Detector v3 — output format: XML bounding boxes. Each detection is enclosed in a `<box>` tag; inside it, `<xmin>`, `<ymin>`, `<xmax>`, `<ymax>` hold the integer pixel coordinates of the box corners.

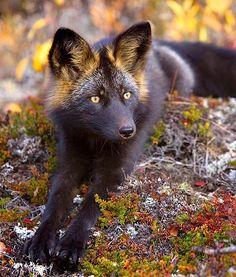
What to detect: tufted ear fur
<box><xmin>48</xmin><ymin>28</ymin><xmax>97</xmax><ymax>80</ymax></box>
<box><xmin>113</xmin><ymin>22</ymin><xmax>152</xmax><ymax>76</ymax></box>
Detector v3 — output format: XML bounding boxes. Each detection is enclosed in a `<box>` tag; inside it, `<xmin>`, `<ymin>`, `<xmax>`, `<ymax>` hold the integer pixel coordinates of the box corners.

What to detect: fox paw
<box><xmin>24</xmin><ymin>226</ymin><xmax>57</xmax><ymax>264</ymax></box>
<box><xmin>52</xmin><ymin>235</ymin><xmax>86</xmax><ymax>269</ymax></box>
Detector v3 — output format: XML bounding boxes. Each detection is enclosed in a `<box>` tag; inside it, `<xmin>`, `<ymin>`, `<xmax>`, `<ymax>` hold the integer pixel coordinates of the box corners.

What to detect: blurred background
<box><xmin>1</xmin><ymin>0</ymin><xmax>236</xmax><ymax>110</ymax></box>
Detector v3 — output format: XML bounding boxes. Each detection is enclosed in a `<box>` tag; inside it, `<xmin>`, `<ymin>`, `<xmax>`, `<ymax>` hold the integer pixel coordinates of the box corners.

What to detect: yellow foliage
<box><xmin>4</xmin><ymin>103</ymin><xmax>22</xmax><ymax>113</ymax></box>
<box><xmin>202</xmin><ymin>12</ymin><xmax>222</xmax><ymax>32</ymax></box>
<box><xmin>225</xmin><ymin>10</ymin><xmax>235</xmax><ymax>26</ymax></box>
<box><xmin>167</xmin><ymin>1</ymin><xmax>186</xmax><ymax>17</ymax></box>
<box><xmin>54</xmin><ymin>0</ymin><xmax>65</xmax><ymax>7</ymax></box>
<box><xmin>28</xmin><ymin>18</ymin><xmax>50</xmax><ymax>40</ymax></box>
<box><xmin>205</xmin><ymin>0</ymin><xmax>232</xmax><ymax>16</ymax></box>
<box><xmin>89</xmin><ymin>0</ymin><xmax>125</xmax><ymax>34</ymax></box>
<box><xmin>0</xmin><ymin>16</ymin><xmax>21</xmax><ymax>48</ymax></box>
<box><xmin>32</xmin><ymin>39</ymin><xmax>52</xmax><ymax>72</ymax></box>
<box><xmin>167</xmin><ymin>0</ymin><xmax>200</xmax><ymax>39</ymax></box>
<box><xmin>199</xmin><ymin>26</ymin><xmax>207</xmax><ymax>42</ymax></box>
<box><xmin>15</xmin><ymin>57</ymin><xmax>29</xmax><ymax>81</ymax></box>
<box><xmin>166</xmin><ymin>0</ymin><xmax>236</xmax><ymax>42</ymax></box>
<box><xmin>7</xmin><ymin>0</ymin><xmax>236</xmax><ymax>78</ymax></box>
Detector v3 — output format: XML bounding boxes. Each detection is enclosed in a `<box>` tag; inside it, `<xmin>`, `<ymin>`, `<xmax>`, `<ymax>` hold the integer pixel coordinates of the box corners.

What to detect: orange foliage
<box><xmin>1</xmin><ymin>0</ymin><xmax>236</xmax><ymax>81</ymax></box>
<box><xmin>167</xmin><ymin>0</ymin><xmax>236</xmax><ymax>44</ymax></box>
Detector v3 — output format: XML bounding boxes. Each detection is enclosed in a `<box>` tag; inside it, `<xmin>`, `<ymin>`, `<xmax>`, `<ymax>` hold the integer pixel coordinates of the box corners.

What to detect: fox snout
<box><xmin>119</xmin><ymin>125</ymin><xmax>136</xmax><ymax>139</ymax></box>
<box><xmin>116</xmin><ymin>111</ymin><xmax>136</xmax><ymax>140</ymax></box>
<box><xmin>104</xmin><ymin>99</ymin><xmax>137</xmax><ymax>141</ymax></box>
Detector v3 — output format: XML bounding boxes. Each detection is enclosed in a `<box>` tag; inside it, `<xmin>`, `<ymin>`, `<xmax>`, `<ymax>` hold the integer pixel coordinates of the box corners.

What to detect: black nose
<box><xmin>119</xmin><ymin>126</ymin><xmax>135</xmax><ymax>138</ymax></box>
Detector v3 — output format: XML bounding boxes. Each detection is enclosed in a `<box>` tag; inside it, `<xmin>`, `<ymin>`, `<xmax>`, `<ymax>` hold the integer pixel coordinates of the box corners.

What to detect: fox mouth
<box><xmin>95</xmin><ymin>127</ymin><xmax>136</xmax><ymax>142</ymax></box>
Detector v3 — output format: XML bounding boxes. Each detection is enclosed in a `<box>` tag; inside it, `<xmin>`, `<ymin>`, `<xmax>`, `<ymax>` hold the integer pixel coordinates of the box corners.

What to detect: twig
<box><xmin>204</xmin><ymin>137</ymin><xmax>214</xmax><ymax>176</ymax></box>
<box><xmin>193</xmin><ymin>245</ymin><xmax>236</xmax><ymax>255</ymax></box>
<box><xmin>201</xmin><ymin>117</ymin><xmax>236</xmax><ymax>138</ymax></box>
<box><xmin>169</xmin><ymin>68</ymin><xmax>178</xmax><ymax>94</ymax></box>
<box><xmin>192</xmin><ymin>138</ymin><xmax>197</xmax><ymax>174</ymax></box>
<box><xmin>167</xmin><ymin>101</ymin><xmax>235</xmax><ymax>138</ymax></box>
<box><xmin>138</xmin><ymin>157</ymin><xmax>195</xmax><ymax>168</ymax></box>
<box><xmin>168</xmin><ymin>100</ymin><xmax>192</xmax><ymax>105</ymax></box>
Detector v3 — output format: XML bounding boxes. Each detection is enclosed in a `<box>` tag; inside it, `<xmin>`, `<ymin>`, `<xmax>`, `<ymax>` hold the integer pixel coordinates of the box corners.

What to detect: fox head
<box><xmin>48</xmin><ymin>22</ymin><xmax>152</xmax><ymax>141</ymax></box>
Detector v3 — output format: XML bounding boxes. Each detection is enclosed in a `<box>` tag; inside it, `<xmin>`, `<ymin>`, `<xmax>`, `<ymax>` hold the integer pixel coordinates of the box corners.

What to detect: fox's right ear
<box><xmin>48</xmin><ymin>28</ymin><xmax>96</xmax><ymax>80</ymax></box>
<box><xmin>113</xmin><ymin>22</ymin><xmax>152</xmax><ymax>76</ymax></box>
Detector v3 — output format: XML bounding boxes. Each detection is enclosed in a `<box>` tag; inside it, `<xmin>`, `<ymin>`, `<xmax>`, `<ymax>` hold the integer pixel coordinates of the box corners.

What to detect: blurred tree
<box><xmin>88</xmin><ymin>0</ymin><xmax>166</xmax><ymax>36</ymax></box>
<box><xmin>167</xmin><ymin>0</ymin><xmax>236</xmax><ymax>44</ymax></box>
<box><xmin>0</xmin><ymin>0</ymin><xmax>236</xmax><ymax>82</ymax></box>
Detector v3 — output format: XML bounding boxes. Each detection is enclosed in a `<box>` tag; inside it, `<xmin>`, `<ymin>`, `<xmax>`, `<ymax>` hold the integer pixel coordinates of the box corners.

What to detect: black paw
<box><xmin>23</xmin><ymin>224</ymin><xmax>57</xmax><ymax>264</ymax></box>
<box><xmin>52</xmin><ymin>234</ymin><xmax>86</xmax><ymax>270</ymax></box>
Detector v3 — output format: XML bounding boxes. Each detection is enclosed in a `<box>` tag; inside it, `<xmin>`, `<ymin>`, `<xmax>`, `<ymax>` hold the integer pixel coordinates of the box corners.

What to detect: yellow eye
<box><xmin>90</xmin><ymin>96</ymin><xmax>100</xmax><ymax>103</ymax></box>
<box><xmin>123</xmin><ymin>92</ymin><xmax>131</xmax><ymax>100</ymax></box>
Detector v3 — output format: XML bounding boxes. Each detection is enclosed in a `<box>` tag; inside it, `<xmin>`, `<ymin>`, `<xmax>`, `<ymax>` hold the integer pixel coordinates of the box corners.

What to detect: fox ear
<box><xmin>48</xmin><ymin>28</ymin><xmax>96</xmax><ymax>79</ymax></box>
<box><xmin>113</xmin><ymin>22</ymin><xmax>152</xmax><ymax>76</ymax></box>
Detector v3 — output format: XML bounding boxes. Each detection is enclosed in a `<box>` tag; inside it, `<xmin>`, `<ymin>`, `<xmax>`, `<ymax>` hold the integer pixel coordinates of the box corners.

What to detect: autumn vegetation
<box><xmin>0</xmin><ymin>0</ymin><xmax>236</xmax><ymax>276</ymax></box>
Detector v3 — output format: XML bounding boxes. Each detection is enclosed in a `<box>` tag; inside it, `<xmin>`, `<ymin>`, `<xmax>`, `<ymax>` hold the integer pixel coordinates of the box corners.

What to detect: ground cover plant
<box><xmin>0</xmin><ymin>95</ymin><xmax>235</xmax><ymax>276</ymax></box>
<box><xmin>1</xmin><ymin>1</ymin><xmax>236</xmax><ymax>276</ymax></box>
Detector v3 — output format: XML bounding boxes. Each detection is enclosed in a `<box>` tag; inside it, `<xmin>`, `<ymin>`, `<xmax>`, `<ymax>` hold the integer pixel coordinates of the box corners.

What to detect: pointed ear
<box><xmin>48</xmin><ymin>28</ymin><xmax>97</xmax><ymax>80</ymax></box>
<box><xmin>113</xmin><ymin>22</ymin><xmax>152</xmax><ymax>76</ymax></box>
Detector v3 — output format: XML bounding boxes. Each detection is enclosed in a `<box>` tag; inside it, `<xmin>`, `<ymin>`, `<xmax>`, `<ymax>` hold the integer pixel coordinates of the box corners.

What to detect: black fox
<box><xmin>24</xmin><ymin>21</ymin><xmax>236</xmax><ymax>267</ymax></box>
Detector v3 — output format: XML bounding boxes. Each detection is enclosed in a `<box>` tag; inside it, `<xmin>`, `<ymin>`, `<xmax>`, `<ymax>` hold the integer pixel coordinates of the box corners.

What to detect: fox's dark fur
<box><xmin>24</xmin><ymin>22</ymin><xmax>236</xmax><ymax>268</ymax></box>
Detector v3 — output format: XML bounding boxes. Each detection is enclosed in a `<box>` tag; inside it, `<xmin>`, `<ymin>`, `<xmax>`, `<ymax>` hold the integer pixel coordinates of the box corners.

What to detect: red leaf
<box><xmin>6</xmin><ymin>247</ymin><xmax>12</xmax><ymax>254</ymax></box>
<box><xmin>23</xmin><ymin>218</ymin><xmax>33</xmax><ymax>224</ymax></box>
<box><xmin>195</xmin><ymin>181</ymin><xmax>206</xmax><ymax>187</ymax></box>
<box><xmin>182</xmin><ymin>119</ymin><xmax>191</xmax><ymax>126</ymax></box>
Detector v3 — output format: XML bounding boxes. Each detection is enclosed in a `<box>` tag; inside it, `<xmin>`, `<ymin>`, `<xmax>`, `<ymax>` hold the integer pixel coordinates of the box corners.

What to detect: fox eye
<box><xmin>90</xmin><ymin>96</ymin><xmax>100</xmax><ymax>103</ymax></box>
<box><xmin>123</xmin><ymin>92</ymin><xmax>131</xmax><ymax>100</ymax></box>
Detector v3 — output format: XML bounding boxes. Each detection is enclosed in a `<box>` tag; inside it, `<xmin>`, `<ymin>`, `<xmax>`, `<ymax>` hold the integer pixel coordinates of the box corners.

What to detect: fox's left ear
<box><xmin>113</xmin><ymin>22</ymin><xmax>152</xmax><ymax>75</ymax></box>
<box><xmin>48</xmin><ymin>28</ymin><xmax>96</xmax><ymax>80</ymax></box>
